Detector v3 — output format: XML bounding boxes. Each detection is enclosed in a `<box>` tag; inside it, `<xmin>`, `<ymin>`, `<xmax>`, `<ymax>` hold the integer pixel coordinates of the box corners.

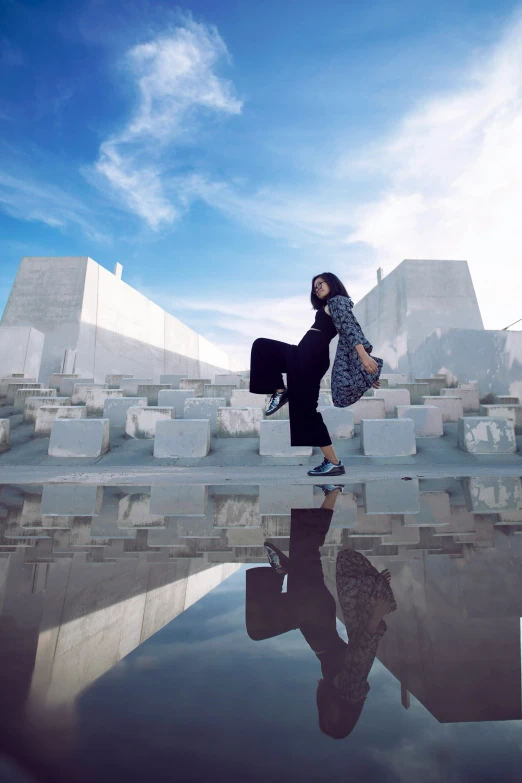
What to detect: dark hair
<box><xmin>316</xmin><ymin>679</ymin><xmax>365</xmax><ymax>739</ymax></box>
<box><xmin>310</xmin><ymin>272</ymin><xmax>351</xmax><ymax>310</ymax></box>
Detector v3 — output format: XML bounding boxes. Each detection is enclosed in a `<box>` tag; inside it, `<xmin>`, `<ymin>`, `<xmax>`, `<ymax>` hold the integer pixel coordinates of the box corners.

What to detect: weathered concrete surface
<box><xmin>41</xmin><ymin>484</ymin><xmax>104</xmax><ymax>516</ymax></box>
<box><xmin>179</xmin><ymin>378</ymin><xmax>211</xmax><ymax>397</ymax></box>
<box><xmin>348</xmin><ymin>397</ymin><xmax>386</xmax><ymax>424</ymax></box>
<box><xmin>103</xmin><ymin>396</ymin><xmax>148</xmax><ymax>427</ymax></box>
<box><xmin>363</xmin><ymin>478</ymin><xmax>420</xmax><ymax>514</ymax></box>
<box><xmin>360</xmin><ymin>418</ymin><xmax>417</xmax><ymax>456</ymax></box>
<box><xmin>14</xmin><ymin>387</ymin><xmax>55</xmax><ymax>414</ymax></box>
<box><xmin>259</xmin><ymin>420</ymin><xmax>313</xmax><ymax>457</ymax></box>
<box><xmin>463</xmin><ymin>476</ymin><xmax>522</xmax><ymax>514</ymax></box>
<box><xmin>59</xmin><ymin>377</ymin><xmax>93</xmax><ymax>397</ymax></box>
<box><xmin>159</xmin><ymin>374</ymin><xmax>188</xmax><ymax>388</ymax></box>
<box><xmin>48</xmin><ymin>418</ymin><xmax>110</xmax><ymax>457</ymax></box>
<box><xmin>71</xmin><ymin>382</ymin><xmax>107</xmax><ymax>405</ymax></box>
<box><xmin>85</xmin><ymin>388</ymin><xmax>124</xmax><ymax>415</ymax></box>
<box><xmin>154</xmin><ymin>419</ymin><xmax>211</xmax><ymax>458</ymax></box>
<box><xmin>185</xmin><ymin>397</ymin><xmax>226</xmax><ymax>436</ymax></box>
<box><xmin>125</xmin><ymin>406</ymin><xmax>175</xmax><ymax>439</ymax></box>
<box><xmin>371</xmin><ymin>388</ymin><xmax>411</xmax><ymax>413</ymax></box>
<box><xmin>396</xmin><ymin>405</ymin><xmax>443</xmax><ymax>437</ymax></box>
<box><xmin>422</xmin><ymin>395</ymin><xmax>464</xmax><ymax>422</ymax></box>
<box><xmin>136</xmin><ymin>384</ymin><xmax>172</xmax><ymax>406</ymax></box>
<box><xmin>458</xmin><ymin>417</ymin><xmax>516</xmax><ymax>454</ymax></box>
<box><xmin>230</xmin><ymin>390</ymin><xmax>268</xmax><ymax>408</ymax></box>
<box><xmin>480</xmin><ymin>404</ymin><xmax>522</xmax><ymax>434</ymax></box>
<box><xmin>19</xmin><ymin>390</ymin><xmax>58</xmax><ymax>420</ymax></box>
<box><xmin>216</xmin><ymin>406</ymin><xmax>263</xmax><ymax>437</ymax></box>
<box><xmin>441</xmin><ymin>387</ymin><xmax>480</xmax><ymax>412</ymax></box>
<box><xmin>393</xmin><ymin>383</ymin><xmax>430</xmax><ymax>405</ymax></box>
<box><xmin>0</xmin><ymin>376</ymin><xmax>35</xmax><ymax>396</ymax></box>
<box><xmin>6</xmin><ymin>382</ymin><xmax>43</xmax><ymax>404</ymax></box>
<box><xmin>0</xmin><ymin>325</ymin><xmax>44</xmax><ymax>379</ymax></box>
<box><xmin>0</xmin><ymin>418</ymin><xmax>9</xmax><ymax>453</ymax></box>
<box><xmin>203</xmin><ymin>384</ymin><xmax>236</xmax><ymax>405</ymax></box>
<box><xmin>157</xmin><ymin>389</ymin><xmax>196</xmax><ymax>418</ymax></box>
<box><xmin>317</xmin><ymin>407</ymin><xmax>355</xmax><ymax>438</ymax></box>
<box><xmin>34</xmin><ymin>404</ymin><xmax>85</xmax><ymax>437</ymax></box>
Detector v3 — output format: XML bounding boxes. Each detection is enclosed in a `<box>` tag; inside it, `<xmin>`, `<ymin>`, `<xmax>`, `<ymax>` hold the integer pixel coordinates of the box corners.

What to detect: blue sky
<box><xmin>1</xmin><ymin>0</ymin><xmax>522</xmax><ymax>369</ymax></box>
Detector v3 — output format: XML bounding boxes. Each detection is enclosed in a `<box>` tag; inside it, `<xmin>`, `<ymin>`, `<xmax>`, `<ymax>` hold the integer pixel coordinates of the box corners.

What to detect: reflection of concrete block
<box><xmin>179</xmin><ymin>378</ymin><xmax>212</xmax><ymax>397</ymax></box>
<box><xmin>117</xmin><ymin>493</ymin><xmax>166</xmax><ymax>527</ymax></box>
<box><xmin>23</xmin><ymin>392</ymin><xmax>61</xmax><ymax>423</ymax></box>
<box><xmin>317</xmin><ymin>407</ymin><xmax>354</xmax><ymax>438</ymax></box>
<box><xmin>136</xmin><ymin>384</ymin><xmax>172</xmax><ymax>405</ymax></box>
<box><xmin>153</xmin><ymin>419</ymin><xmax>210</xmax><ymax>458</ymax></box>
<box><xmin>363</xmin><ymin>478</ymin><xmax>420</xmax><ymax>514</ymax></box>
<box><xmin>6</xmin><ymin>382</ymin><xmax>42</xmax><ymax>404</ymax></box>
<box><xmin>71</xmin><ymin>383</ymin><xmax>107</xmax><ymax>404</ymax></box>
<box><xmin>217</xmin><ymin>407</ymin><xmax>263</xmax><ymax>437</ymax></box>
<box><xmin>34</xmin><ymin>404</ymin><xmax>85</xmax><ymax>437</ymax></box>
<box><xmin>150</xmin><ymin>485</ymin><xmax>208</xmax><ymax>516</ymax></box>
<box><xmin>480</xmin><ymin>404</ymin><xmax>522</xmax><ymax>434</ymax></box>
<box><xmin>14</xmin><ymin>387</ymin><xmax>55</xmax><ymax>413</ymax></box>
<box><xmin>463</xmin><ymin>476</ymin><xmax>522</xmax><ymax>513</ymax></box>
<box><xmin>213</xmin><ymin>494</ymin><xmax>260</xmax><ymax>527</ymax></box>
<box><xmin>226</xmin><ymin>528</ymin><xmax>264</xmax><ymax>546</ymax></box>
<box><xmin>259</xmin><ymin>420</ymin><xmax>313</xmax><ymax>457</ymax></box>
<box><xmin>353</xmin><ymin>509</ymin><xmax>392</xmax><ymax>535</ymax></box>
<box><xmin>422</xmin><ymin>396</ymin><xmax>463</xmax><ymax>422</ymax></box>
<box><xmin>59</xmin><ymin>377</ymin><xmax>93</xmax><ymax>396</ymax></box>
<box><xmin>125</xmin><ymin>406</ymin><xmax>174</xmax><ymax>439</ymax></box>
<box><xmin>159</xmin><ymin>374</ymin><xmax>188</xmax><ymax>388</ymax></box>
<box><xmin>203</xmin><ymin>384</ymin><xmax>236</xmax><ymax>405</ymax></box>
<box><xmin>230</xmin><ymin>390</ymin><xmax>267</xmax><ymax>408</ymax></box>
<box><xmin>103</xmin><ymin>396</ymin><xmax>148</xmax><ymax>427</ymax></box>
<box><xmin>41</xmin><ymin>484</ymin><xmax>103</xmax><ymax>516</ymax></box>
<box><xmin>381</xmin><ymin>518</ymin><xmax>421</xmax><ymax>545</ymax></box>
<box><xmin>119</xmin><ymin>378</ymin><xmax>153</xmax><ymax>395</ymax></box>
<box><xmin>48</xmin><ymin>418</ymin><xmax>110</xmax><ymax>457</ymax></box>
<box><xmin>442</xmin><ymin>388</ymin><xmax>479</xmax><ymax>412</ymax></box>
<box><xmin>458</xmin><ymin>416</ymin><xmax>516</xmax><ymax>454</ymax></box>
<box><xmin>0</xmin><ymin>419</ymin><xmax>10</xmax><ymax>453</ymax></box>
<box><xmin>157</xmin><ymin>389</ymin><xmax>196</xmax><ymax>418</ymax></box>
<box><xmin>403</xmin><ymin>492</ymin><xmax>451</xmax><ymax>526</ymax></box>
<box><xmin>348</xmin><ymin>397</ymin><xmax>385</xmax><ymax>424</ymax></box>
<box><xmin>360</xmin><ymin>418</ymin><xmax>416</xmax><ymax>456</ymax></box>
<box><xmin>85</xmin><ymin>388</ymin><xmax>123</xmax><ymax>415</ymax></box>
<box><xmin>185</xmin><ymin>397</ymin><xmax>226</xmax><ymax>436</ymax></box>
<box><xmin>371</xmin><ymin>388</ymin><xmax>411</xmax><ymax>413</ymax></box>
<box><xmin>396</xmin><ymin>405</ymin><xmax>443</xmax><ymax>437</ymax></box>
<box><xmin>259</xmin><ymin>485</ymin><xmax>314</xmax><ymax>515</ymax></box>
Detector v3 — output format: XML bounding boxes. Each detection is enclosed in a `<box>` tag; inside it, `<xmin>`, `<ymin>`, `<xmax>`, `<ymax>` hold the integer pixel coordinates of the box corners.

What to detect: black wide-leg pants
<box><xmin>249</xmin><ymin>331</ymin><xmax>332</xmax><ymax>447</ymax></box>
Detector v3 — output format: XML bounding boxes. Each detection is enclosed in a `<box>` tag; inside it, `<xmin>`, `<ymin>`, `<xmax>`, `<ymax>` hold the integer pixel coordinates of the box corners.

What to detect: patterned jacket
<box><xmin>327</xmin><ymin>294</ymin><xmax>383</xmax><ymax>408</ymax></box>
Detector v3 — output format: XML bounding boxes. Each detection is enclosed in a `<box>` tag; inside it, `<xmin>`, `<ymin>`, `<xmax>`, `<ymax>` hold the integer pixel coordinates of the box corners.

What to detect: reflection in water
<box><xmin>246</xmin><ymin>488</ymin><xmax>396</xmax><ymax>738</ymax></box>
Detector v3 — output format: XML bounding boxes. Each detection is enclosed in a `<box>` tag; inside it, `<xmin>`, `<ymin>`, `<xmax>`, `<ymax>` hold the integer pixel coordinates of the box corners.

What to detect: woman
<box><xmin>249</xmin><ymin>272</ymin><xmax>383</xmax><ymax>476</ymax></box>
<box><xmin>316</xmin><ymin>549</ymin><xmax>397</xmax><ymax>739</ymax></box>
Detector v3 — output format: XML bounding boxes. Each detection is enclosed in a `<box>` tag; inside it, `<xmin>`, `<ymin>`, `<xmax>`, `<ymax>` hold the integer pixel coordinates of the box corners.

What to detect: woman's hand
<box><xmin>372</xmin><ymin>379</ymin><xmax>381</xmax><ymax>389</ymax></box>
<box><xmin>360</xmin><ymin>353</ymin><xmax>378</xmax><ymax>374</ymax></box>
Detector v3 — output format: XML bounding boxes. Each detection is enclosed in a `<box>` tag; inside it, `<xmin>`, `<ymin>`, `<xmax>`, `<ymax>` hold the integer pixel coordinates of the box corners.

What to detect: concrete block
<box><xmin>396</xmin><ymin>405</ymin><xmax>443</xmax><ymax>437</ymax></box>
<box><xmin>49</xmin><ymin>373</ymin><xmax>81</xmax><ymax>390</ymax></box>
<box><xmin>371</xmin><ymin>388</ymin><xmax>411</xmax><ymax>413</ymax></box>
<box><xmin>214</xmin><ymin>374</ymin><xmax>242</xmax><ymax>387</ymax></box>
<box><xmin>179</xmin><ymin>378</ymin><xmax>212</xmax><ymax>397</ymax></box>
<box><xmin>0</xmin><ymin>376</ymin><xmax>34</xmax><ymax>396</ymax></box>
<box><xmin>457</xmin><ymin>416</ymin><xmax>516</xmax><ymax>454</ymax></box>
<box><xmin>119</xmin><ymin>377</ymin><xmax>153</xmax><ymax>395</ymax></box>
<box><xmin>441</xmin><ymin>387</ymin><xmax>480</xmax><ymax>412</ymax></box>
<box><xmin>0</xmin><ymin>419</ymin><xmax>9</xmax><ymax>453</ymax></box>
<box><xmin>459</xmin><ymin>381</ymin><xmax>479</xmax><ymax>390</ymax></box>
<box><xmin>381</xmin><ymin>518</ymin><xmax>421</xmax><ymax>546</ymax></box>
<box><xmin>48</xmin><ymin>418</ymin><xmax>110</xmax><ymax>457</ymax></box>
<box><xmin>25</xmin><ymin>395</ymin><xmax>70</xmax><ymax>424</ymax></box>
<box><xmin>394</xmin><ymin>383</ymin><xmax>430</xmax><ymax>405</ymax></box>
<box><xmin>259</xmin><ymin>485</ymin><xmax>314</xmax><ymax>515</ymax></box>
<box><xmin>125</xmin><ymin>406</ymin><xmax>175</xmax><ymax>439</ymax></box>
<box><xmin>34</xmin><ymin>405</ymin><xmax>86</xmax><ymax>437</ymax></box>
<box><xmin>479</xmin><ymin>404</ymin><xmax>522</xmax><ymax>434</ymax></box>
<box><xmin>230</xmin><ymin>390</ymin><xmax>267</xmax><ymax>408</ymax></box>
<box><xmin>360</xmin><ymin>418</ymin><xmax>417</xmax><ymax>456</ymax></box>
<box><xmin>153</xmin><ymin>419</ymin><xmax>210</xmax><ymax>458</ymax></box>
<box><xmin>19</xmin><ymin>389</ymin><xmax>56</xmax><ymax>424</ymax></box>
<box><xmin>117</xmin><ymin>493</ymin><xmax>166</xmax><ymax>528</ymax></box>
<box><xmin>14</xmin><ymin>387</ymin><xmax>56</xmax><ymax>413</ymax></box>
<box><xmin>318</xmin><ymin>390</ymin><xmax>333</xmax><ymax>406</ymax></box>
<box><xmin>363</xmin><ymin>478</ymin><xmax>420</xmax><ymax>514</ymax></box>
<box><xmin>185</xmin><ymin>397</ymin><xmax>226</xmax><ymax>435</ymax></box>
<box><xmin>103</xmin><ymin>396</ymin><xmax>148</xmax><ymax>427</ymax></box>
<box><xmin>317</xmin><ymin>407</ymin><xmax>355</xmax><ymax>438</ymax></box>
<box><xmin>463</xmin><ymin>477</ymin><xmax>522</xmax><ymax>514</ymax></box>
<box><xmin>150</xmin><ymin>485</ymin><xmax>208</xmax><ymax>516</ymax></box>
<box><xmin>85</xmin><ymin>388</ymin><xmax>124</xmax><ymax>415</ymax></box>
<box><xmin>105</xmin><ymin>374</ymin><xmax>132</xmax><ymax>388</ymax></box>
<box><xmin>213</xmin><ymin>494</ymin><xmax>260</xmax><ymax>527</ymax></box>
<box><xmin>422</xmin><ymin>396</ymin><xmax>463</xmax><ymax>422</ymax></box>
<box><xmin>6</xmin><ymin>382</ymin><xmax>43</xmax><ymax>404</ymax></box>
<box><xmin>348</xmin><ymin>397</ymin><xmax>386</xmax><ymax>424</ymax></box>
<box><xmin>216</xmin><ymin>407</ymin><xmax>263</xmax><ymax>437</ymax></box>
<box><xmin>259</xmin><ymin>419</ymin><xmax>313</xmax><ymax>457</ymax></box>
<box><xmin>380</xmin><ymin>374</ymin><xmax>409</xmax><ymax>387</ymax></box>
<box><xmin>203</xmin><ymin>384</ymin><xmax>237</xmax><ymax>405</ymax></box>
<box><xmin>403</xmin><ymin>491</ymin><xmax>451</xmax><ymax>527</ymax></box>
<box><xmin>59</xmin><ymin>377</ymin><xmax>94</xmax><ymax>396</ymax></box>
<box><xmin>41</xmin><ymin>485</ymin><xmax>103</xmax><ymax>516</ymax></box>
<box><xmin>226</xmin><ymin>528</ymin><xmax>264</xmax><ymax>547</ymax></box>
<box><xmin>414</xmin><ymin>377</ymin><xmax>447</xmax><ymax>395</ymax></box>
<box><xmin>71</xmin><ymin>382</ymin><xmax>108</xmax><ymax>404</ymax></box>
<box><xmin>157</xmin><ymin>389</ymin><xmax>197</xmax><ymax>418</ymax></box>
<box><xmin>496</xmin><ymin>395</ymin><xmax>519</xmax><ymax>405</ymax></box>
<box><xmin>159</xmin><ymin>374</ymin><xmax>188</xmax><ymax>388</ymax></box>
<box><xmin>136</xmin><ymin>384</ymin><xmax>172</xmax><ymax>405</ymax></box>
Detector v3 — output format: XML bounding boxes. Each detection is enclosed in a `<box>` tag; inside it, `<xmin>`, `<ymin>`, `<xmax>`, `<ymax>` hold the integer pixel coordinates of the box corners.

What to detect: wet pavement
<box><xmin>1</xmin><ymin>474</ymin><xmax>522</xmax><ymax>782</ymax></box>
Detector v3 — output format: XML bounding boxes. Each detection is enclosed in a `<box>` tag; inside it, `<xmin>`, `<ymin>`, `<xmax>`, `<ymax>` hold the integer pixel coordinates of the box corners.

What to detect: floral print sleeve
<box><xmin>327</xmin><ymin>295</ymin><xmax>372</xmax><ymax>353</ymax></box>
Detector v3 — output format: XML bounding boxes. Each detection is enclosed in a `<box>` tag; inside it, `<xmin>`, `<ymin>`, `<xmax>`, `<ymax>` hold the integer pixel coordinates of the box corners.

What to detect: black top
<box><xmin>310</xmin><ymin>306</ymin><xmax>338</xmax><ymax>342</ymax></box>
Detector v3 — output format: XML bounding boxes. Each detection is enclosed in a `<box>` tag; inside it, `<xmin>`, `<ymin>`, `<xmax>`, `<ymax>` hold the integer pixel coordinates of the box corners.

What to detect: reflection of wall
<box><xmin>0</xmin><ymin>548</ymin><xmax>240</xmax><ymax>707</ymax></box>
<box><xmin>0</xmin><ymin>256</ymin><xmax>241</xmax><ymax>383</ymax></box>
<box><xmin>351</xmin><ymin>260</ymin><xmax>484</xmax><ymax>375</ymax></box>
<box><xmin>324</xmin><ymin>540</ymin><xmax>522</xmax><ymax>723</ymax></box>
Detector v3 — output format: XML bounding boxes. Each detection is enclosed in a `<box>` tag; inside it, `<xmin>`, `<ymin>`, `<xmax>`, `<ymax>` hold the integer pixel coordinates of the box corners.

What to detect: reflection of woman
<box><xmin>317</xmin><ymin>550</ymin><xmax>397</xmax><ymax>739</ymax></box>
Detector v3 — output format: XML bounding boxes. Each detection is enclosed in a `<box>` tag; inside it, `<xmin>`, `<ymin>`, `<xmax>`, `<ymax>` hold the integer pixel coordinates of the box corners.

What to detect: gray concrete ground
<box><xmin>1</xmin><ymin>407</ymin><xmax>521</xmax><ymax>485</ymax></box>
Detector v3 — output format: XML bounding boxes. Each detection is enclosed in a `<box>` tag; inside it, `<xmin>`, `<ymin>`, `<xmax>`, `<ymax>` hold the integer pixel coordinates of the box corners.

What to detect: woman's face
<box><xmin>313</xmin><ymin>277</ymin><xmax>330</xmax><ymax>300</ymax></box>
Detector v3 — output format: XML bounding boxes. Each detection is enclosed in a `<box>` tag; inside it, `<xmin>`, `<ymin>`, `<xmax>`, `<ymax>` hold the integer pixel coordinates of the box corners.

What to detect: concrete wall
<box><xmin>409</xmin><ymin>327</ymin><xmax>522</xmax><ymax>398</ymax></box>
<box><xmin>1</xmin><ymin>257</ymin><xmax>242</xmax><ymax>384</ymax></box>
<box><xmin>0</xmin><ymin>325</ymin><xmax>44</xmax><ymax>378</ymax></box>
<box><xmin>352</xmin><ymin>260</ymin><xmax>484</xmax><ymax>374</ymax></box>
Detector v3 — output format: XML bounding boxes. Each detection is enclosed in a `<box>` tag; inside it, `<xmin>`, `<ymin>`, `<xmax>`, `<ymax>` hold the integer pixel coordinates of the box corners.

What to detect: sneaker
<box><xmin>264</xmin><ymin>541</ymin><xmax>289</xmax><ymax>575</ymax></box>
<box><xmin>265</xmin><ymin>388</ymin><xmax>289</xmax><ymax>416</ymax></box>
<box><xmin>316</xmin><ymin>484</ymin><xmax>344</xmax><ymax>496</ymax></box>
<box><xmin>307</xmin><ymin>458</ymin><xmax>346</xmax><ymax>477</ymax></box>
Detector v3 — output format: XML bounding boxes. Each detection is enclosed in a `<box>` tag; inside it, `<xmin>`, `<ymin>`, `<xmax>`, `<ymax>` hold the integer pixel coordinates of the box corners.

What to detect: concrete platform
<box><xmin>48</xmin><ymin>418</ymin><xmax>110</xmax><ymax>457</ymax></box>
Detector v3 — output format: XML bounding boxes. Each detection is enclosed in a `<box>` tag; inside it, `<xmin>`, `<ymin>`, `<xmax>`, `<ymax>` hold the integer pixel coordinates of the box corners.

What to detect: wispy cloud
<box><xmin>89</xmin><ymin>11</ymin><xmax>243</xmax><ymax>229</ymax></box>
